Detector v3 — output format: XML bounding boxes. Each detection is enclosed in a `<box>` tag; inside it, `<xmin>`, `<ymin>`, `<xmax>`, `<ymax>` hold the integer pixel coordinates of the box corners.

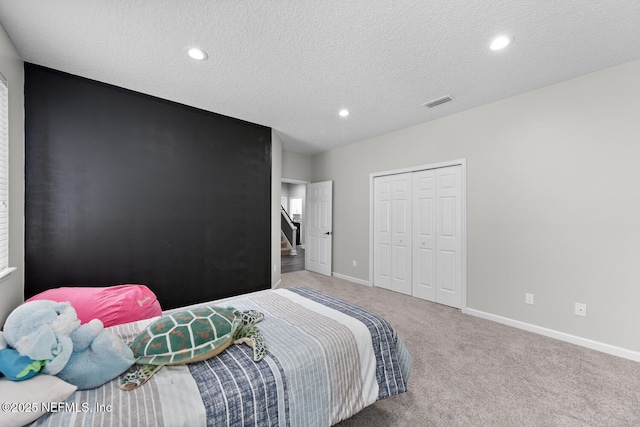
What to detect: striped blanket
<box><xmin>32</xmin><ymin>287</ymin><xmax>411</xmax><ymax>427</ymax></box>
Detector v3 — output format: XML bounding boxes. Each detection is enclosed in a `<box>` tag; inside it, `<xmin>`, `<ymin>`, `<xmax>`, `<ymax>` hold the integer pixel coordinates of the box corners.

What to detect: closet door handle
<box><xmin>324</xmin><ymin>231</ymin><xmax>332</xmax><ymax>236</ymax></box>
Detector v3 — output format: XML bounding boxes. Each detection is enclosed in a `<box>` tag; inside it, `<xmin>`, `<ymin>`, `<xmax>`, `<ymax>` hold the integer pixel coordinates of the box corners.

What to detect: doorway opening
<box><xmin>281</xmin><ymin>179</ymin><xmax>308</xmax><ymax>273</ymax></box>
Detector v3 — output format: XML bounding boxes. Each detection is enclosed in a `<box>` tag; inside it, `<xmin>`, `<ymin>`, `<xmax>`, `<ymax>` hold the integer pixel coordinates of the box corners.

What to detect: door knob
<box><xmin>324</xmin><ymin>231</ymin><xmax>332</xmax><ymax>236</ymax></box>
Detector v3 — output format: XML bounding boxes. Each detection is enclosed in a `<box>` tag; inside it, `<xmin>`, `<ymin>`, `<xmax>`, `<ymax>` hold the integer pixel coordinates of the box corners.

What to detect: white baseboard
<box><xmin>464</xmin><ymin>307</ymin><xmax>640</xmax><ymax>363</ymax></box>
<box><xmin>331</xmin><ymin>272</ymin><xmax>372</xmax><ymax>287</ymax></box>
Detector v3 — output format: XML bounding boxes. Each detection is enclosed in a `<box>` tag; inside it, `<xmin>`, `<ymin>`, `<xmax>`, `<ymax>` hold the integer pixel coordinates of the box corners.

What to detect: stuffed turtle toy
<box><xmin>120</xmin><ymin>306</ymin><xmax>265</xmax><ymax>390</ymax></box>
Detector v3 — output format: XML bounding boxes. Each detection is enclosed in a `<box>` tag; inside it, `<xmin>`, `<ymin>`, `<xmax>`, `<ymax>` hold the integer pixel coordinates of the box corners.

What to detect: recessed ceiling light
<box><xmin>338</xmin><ymin>109</ymin><xmax>350</xmax><ymax>117</ymax></box>
<box><xmin>187</xmin><ymin>47</ymin><xmax>208</xmax><ymax>60</ymax></box>
<box><xmin>489</xmin><ymin>35</ymin><xmax>512</xmax><ymax>51</ymax></box>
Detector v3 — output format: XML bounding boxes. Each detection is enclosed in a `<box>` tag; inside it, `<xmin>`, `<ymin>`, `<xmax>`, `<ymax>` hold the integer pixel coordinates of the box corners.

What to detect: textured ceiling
<box><xmin>1</xmin><ymin>1</ymin><xmax>640</xmax><ymax>155</ymax></box>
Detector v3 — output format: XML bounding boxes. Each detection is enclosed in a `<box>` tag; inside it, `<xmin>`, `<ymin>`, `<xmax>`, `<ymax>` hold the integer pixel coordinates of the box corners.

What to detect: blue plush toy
<box><xmin>2</xmin><ymin>300</ymin><xmax>135</xmax><ymax>389</ymax></box>
<box><xmin>0</xmin><ymin>331</ymin><xmax>45</xmax><ymax>381</ymax></box>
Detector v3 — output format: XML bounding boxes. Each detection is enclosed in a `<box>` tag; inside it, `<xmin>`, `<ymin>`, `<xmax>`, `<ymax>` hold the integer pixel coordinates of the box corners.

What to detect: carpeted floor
<box><xmin>280</xmin><ymin>271</ymin><xmax>640</xmax><ymax>427</ymax></box>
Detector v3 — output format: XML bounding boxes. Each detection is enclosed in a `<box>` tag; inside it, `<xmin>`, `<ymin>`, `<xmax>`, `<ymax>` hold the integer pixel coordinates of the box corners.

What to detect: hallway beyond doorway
<box><xmin>281</xmin><ymin>246</ymin><xmax>305</xmax><ymax>273</ymax></box>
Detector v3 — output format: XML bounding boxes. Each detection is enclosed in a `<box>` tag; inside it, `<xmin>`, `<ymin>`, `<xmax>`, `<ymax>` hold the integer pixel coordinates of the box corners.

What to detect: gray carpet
<box><xmin>280</xmin><ymin>271</ymin><xmax>640</xmax><ymax>427</ymax></box>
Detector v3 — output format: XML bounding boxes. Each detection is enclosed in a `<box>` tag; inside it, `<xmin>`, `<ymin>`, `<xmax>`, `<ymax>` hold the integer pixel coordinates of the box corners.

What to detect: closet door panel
<box><xmin>435</xmin><ymin>166</ymin><xmax>462</xmax><ymax>308</ymax></box>
<box><xmin>412</xmin><ymin>170</ymin><xmax>436</xmax><ymax>301</ymax></box>
<box><xmin>391</xmin><ymin>174</ymin><xmax>412</xmax><ymax>295</ymax></box>
<box><xmin>374</xmin><ymin>176</ymin><xmax>393</xmax><ymax>289</ymax></box>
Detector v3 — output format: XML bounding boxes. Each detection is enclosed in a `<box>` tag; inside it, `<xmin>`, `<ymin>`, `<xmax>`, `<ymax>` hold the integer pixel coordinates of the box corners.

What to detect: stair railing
<box><xmin>281</xmin><ymin>206</ymin><xmax>297</xmax><ymax>253</ymax></box>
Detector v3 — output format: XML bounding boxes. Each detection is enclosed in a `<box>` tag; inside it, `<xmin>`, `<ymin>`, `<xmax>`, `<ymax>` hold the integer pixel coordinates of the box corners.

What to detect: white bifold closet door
<box><xmin>373</xmin><ymin>172</ymin><xmax>412</xmax><ymax>295</ymax></box>
<box><xmin>412</xmin><ymin>166</ymin><xmax>462</xmax><ymax>308</ymax></box>
<box><xmin>374</xmin><ymin>165</ymin><xmax>462</xmax><ymax>308</ymax></box>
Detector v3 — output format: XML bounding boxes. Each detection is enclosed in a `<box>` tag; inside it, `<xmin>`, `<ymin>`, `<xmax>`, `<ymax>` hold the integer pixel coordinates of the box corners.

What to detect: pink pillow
<box><xmin>26</xmin><ymin>284</ymin><xmax>162</xmax><ymax>327</ymax></box>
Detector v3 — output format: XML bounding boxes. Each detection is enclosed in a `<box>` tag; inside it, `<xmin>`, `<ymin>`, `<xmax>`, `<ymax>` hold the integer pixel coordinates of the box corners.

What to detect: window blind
<box><xmin>0</xmin><ymin>74</ymin><xmax>8</xmax><ymax>271</ymax></box>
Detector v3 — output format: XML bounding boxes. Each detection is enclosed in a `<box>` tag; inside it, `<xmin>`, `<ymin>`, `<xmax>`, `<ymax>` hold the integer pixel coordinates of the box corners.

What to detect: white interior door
<box><xmin>305</xmin><ymin>181</ymin><xmax>332</xmax><ymax>276</ymax></box>
<box><xmin>435</xmin><ymin>165</ymin><xmax>462</xmax><ymax>308</ymax></box>
<box><xmin>412</xmin><ymin>170</ymin><xmax>436</xmax><ymax>301</ymax></box>
<box><xmin>412</xmin><ymin>166</ymin><xmax>462</xmax><ymax>307</ymax></box>
<box><xmin>374</xmin><ymin>173</ymin><xmax>412</xmax><ymax>295</ymax></box>
<box><xmin>391</xmin><ymin>173</ymin><xmax>412</xmax><ymax>295</ymax></box>
<box><xmin>374</xmin><ymin>175</ymin><xmax>393</xmax><ymax>290</ymax></box>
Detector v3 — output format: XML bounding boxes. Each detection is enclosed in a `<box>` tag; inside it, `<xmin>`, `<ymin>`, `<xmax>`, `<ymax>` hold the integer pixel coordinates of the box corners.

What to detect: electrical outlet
<box><xmin>352</xmin><ymin>260</ymin><xmax>357</xmax><ymax>267</ymax></box>
<box><xmin>525</xmin><ymin>293</ymin><xmax>534</xmax><ymax>305</ymax></box>
<box><xmin>575</xmin><ymin>302</ymin><xmax>587</xmax><ymax>317</ymax></box>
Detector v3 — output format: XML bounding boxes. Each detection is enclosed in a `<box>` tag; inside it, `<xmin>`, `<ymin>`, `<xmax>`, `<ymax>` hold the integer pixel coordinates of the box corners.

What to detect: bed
<box><xmin>25</xmin><ymin>286</ymin><xmax>411</xmax><ymax>426</ymax></box>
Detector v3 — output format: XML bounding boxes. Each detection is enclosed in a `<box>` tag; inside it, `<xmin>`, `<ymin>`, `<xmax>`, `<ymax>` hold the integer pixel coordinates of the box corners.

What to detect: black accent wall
<box><xmin>25</xmin><ymin>64</ymin><xmax>272</xmax><ymax>309</ymax></box>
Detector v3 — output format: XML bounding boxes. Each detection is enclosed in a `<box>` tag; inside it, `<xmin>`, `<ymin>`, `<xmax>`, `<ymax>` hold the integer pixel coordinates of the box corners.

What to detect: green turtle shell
<box><xmin>130</xmin><ymin>306</ymin><xmax>242</xmax><ymax>365</ymax></box>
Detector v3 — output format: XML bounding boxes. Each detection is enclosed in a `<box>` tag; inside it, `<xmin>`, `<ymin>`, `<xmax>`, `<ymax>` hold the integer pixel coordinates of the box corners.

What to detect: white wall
<box><xmin>311</xmin><ymin>59</ymin><xmax>640</xmax><ymax>353</ymax></box>
<box><xmin>280</xmin><ymin>183</ymin><xmax>290</xmax><ymax>211</ymax></box>
<box><xmin>282</xmin><ymin>149</ymin><xmax>312</xmax><ymax>182</ymax></box>
<box><xmin>0</xmin><ymin>24</ymin><xmax>24</xmax><ymax>327</ymax></box>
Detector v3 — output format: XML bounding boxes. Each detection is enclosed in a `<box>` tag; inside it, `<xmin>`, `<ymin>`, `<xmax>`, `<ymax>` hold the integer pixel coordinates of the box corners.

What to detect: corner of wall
<box><xmin>271</xmin><ymin>130</ymin><xmax>282</xmax><ymax>287</ymax></box>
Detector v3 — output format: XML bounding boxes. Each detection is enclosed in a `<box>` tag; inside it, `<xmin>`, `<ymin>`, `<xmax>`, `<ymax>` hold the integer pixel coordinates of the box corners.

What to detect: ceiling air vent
<box><xmin>423</xmin><ymin>95</ymin><xmax>453</xmax><ymax>108</ymax></box>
